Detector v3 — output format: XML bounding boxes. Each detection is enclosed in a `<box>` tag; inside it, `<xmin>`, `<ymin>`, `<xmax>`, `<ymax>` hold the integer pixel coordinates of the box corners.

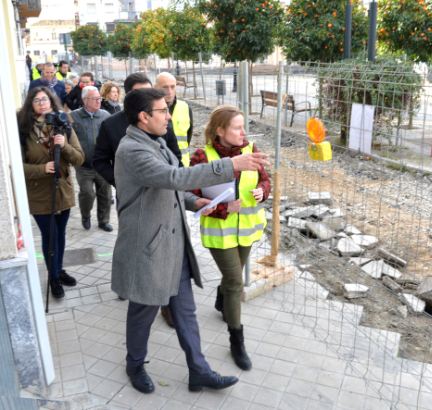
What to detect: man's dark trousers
<box><xmin>126</xmin><ymin>253</ymin><xmax>211</xmax><ymax>376</ymax></box>
<box><xmin>75</xmin><ymin>167</ymin><xmax>111</xmax><ymax>224</ymax></box>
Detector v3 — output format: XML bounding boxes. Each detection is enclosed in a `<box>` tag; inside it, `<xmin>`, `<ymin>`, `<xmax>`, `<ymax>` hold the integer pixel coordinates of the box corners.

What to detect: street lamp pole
<box><xmin>367</xmin><ymin>0</ymin><xmax>377</xmax><ymax>62</ymax></box>
<box><xmin>344</xmin><ymin>1</ymin><xmax>352</xmax><ymax>59</ymax></box>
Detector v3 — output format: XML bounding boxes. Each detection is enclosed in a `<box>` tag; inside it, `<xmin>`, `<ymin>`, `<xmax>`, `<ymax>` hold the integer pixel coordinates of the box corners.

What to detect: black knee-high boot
<box><xmin>228</xmin><ymin>325</ymin><xmax>252</xmax><ymax>371</ymax></box>
<box><xmin>215</xmin><ymin>285</ymin><xmax>223</xmax><ymax>312</ymax></box>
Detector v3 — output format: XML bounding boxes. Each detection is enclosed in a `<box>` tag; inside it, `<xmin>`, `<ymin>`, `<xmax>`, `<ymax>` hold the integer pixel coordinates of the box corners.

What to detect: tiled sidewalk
<box><xmin>30</xmin><ymin>205</ymin><xmax>432</xmax><ymax>410</ymax></box>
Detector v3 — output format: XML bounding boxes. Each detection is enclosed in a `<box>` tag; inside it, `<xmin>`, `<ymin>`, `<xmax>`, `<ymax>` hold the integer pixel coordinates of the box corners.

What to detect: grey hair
<box><xmin>81</xmin><ymin>85</ymin><xmax>99</xmax><ymax>100</ymax></box>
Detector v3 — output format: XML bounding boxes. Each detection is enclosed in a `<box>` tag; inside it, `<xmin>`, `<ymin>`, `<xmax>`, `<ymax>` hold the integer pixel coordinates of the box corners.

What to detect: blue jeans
<box><xmin>33</xmin><ymin>209</ymin><xmax>70</xmax><ymax>281</ymax></box>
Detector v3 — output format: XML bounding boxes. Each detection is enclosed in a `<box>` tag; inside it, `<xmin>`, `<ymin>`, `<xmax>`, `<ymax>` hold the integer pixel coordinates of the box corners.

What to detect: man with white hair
<box><xmin>155</xmin><ymin>72</ymin><xmax>193</xmax><ymax>167</ymax></box>
<box><xmin>71</xmin><ymin>86</ymin><xmax>113</xmax><ymax>231</ymax></box>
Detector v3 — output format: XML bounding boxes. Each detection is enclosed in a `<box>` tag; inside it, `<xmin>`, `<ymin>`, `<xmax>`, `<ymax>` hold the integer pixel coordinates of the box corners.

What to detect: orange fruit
<box><xmin>306</xmin><ymin>118</ymin><xmax>326</xmax><ymax>143</ymax></box>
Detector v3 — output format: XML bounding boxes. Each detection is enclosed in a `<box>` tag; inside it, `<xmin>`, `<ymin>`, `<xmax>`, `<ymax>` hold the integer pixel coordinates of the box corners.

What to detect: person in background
<box><xmin>190</xmin><ymin>105</ymin><xmax>271</xmax><ymax>371</ymax></box>
<box><xmin>155</xmin><ymin>72</ymin><xmax>193</xmax><ymax>167</ymax></box>
<box><xmin>17</xmin><ymin>86</ymin><xmax>84</xmax><ymax>298</ymax></box>
<box><xmin>64</xmin><ymin>79</ymin><xmax>74</xmax><ymax>95</ymax></box>
<box><xmin>65</xmin><ymin>72</ymin><xmax>96</xmax><ymax>111</ymax></box>
<box><xmin>93</xmin><ymin>72</ymin><xmax>179</xmax><ymax>325</ymax></box>
<box><xmin>56</xmin><ymin>60</ymin><xmax>69</xmax><ymax>81</ymax></box>
<box><xmin>70</xmin><ymin>86</ymin><xmax>112</xmax><ymax>232</ymax></box>
<box><xmin>113</xmin><ymin>88</ymin><xmax>269</xmax><ymax>394</ymax></box>
<box><xmin>100</xmin><ymin>82</ymin><xmax>122</xmax><ymax>115</ymax></box>
<box><xmin>31</xmin><ymin>61</ymin><xmax>44</xmax><ymax>81</ymax></box>
<box><xmin>29</xmin><ymin>63</ymin><xmax>67</xmax><ymax>105</ymax></box>
<box><xmin>26</xmin><ymin>52</ymin><xmax>32</xmax><ymax>82</ymax></box>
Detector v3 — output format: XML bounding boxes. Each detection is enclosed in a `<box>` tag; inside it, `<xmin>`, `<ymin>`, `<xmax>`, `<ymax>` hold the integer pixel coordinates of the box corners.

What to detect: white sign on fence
<box><xmin>348</xmin><ymin>103</ymin><xmax>375</xmax><ymax>155</ymax></box>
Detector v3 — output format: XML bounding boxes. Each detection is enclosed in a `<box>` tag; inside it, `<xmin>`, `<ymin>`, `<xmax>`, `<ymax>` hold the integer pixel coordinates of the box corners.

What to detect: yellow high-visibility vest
<box><xmin>171</xmin><ymin>100</ymin><xmax>190</xmax><ymax>167</ymax></box>
<box><xmin>32</xmin><ymin>67</ymin><xmax>41</xmax><ymax>80</ymax></box>
<box><xmin>200</xmin><ymin>144</ymin><xmax>266</xmax><ymax>249</ymax></box>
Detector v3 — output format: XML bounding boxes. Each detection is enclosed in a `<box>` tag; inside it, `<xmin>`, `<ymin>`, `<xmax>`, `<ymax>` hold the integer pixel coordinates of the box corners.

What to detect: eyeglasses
<box><xmin>33</xmin><ymin>97</ymin><xmax>50</xmax><ymax>104</ymax></box>
<box><xmin>86</xmin><ymin>97</ymin><xmax>102</xmax><ymax>102</ymax></box>
<box><xmin>148</xmin><ymin>108</ymin><xmax>169</xmax><ymax>115</ymax></box>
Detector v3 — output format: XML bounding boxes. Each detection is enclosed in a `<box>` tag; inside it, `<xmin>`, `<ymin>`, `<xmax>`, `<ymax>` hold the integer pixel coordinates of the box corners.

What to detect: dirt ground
<box><xmin>189</xmin><ymin>102</ymin><xmax>432</xmax><ymax>364</ymax></box>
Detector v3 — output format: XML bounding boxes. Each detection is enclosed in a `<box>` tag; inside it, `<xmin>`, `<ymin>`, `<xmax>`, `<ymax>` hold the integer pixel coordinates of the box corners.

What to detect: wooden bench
<box><xmin>260</xmin><ymin>90</ymin><xmax>313</xmax><ymax>127</ymax></box>
<box><xmin>175</xmin><ymin>76</ymin><xmax>196</xmax><ymax>97</ymax></box>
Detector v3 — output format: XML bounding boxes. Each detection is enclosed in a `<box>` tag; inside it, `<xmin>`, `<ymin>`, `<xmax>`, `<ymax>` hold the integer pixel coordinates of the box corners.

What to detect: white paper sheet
<box><xmin>194</xmin><ymin>187</ymin><xmax>235</xmax><ymax>218</ymax></box>
<box><xmin>201</xmin><ymin>180</ymin><xmax>236</xmax><ymax>202</ymax></box>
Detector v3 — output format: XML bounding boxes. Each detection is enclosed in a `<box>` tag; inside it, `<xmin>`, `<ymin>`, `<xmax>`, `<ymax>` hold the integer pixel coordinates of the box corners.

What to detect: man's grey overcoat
<box><xmin>112</xmin><ymin>125</ymin><xmax>235</xmax><ymax>305</ymax></box>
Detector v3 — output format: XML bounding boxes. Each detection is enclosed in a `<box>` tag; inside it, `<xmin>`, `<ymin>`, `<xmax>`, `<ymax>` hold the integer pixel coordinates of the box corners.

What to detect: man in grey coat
<box><xmin>112</xmin><ymin>88</ymin><xmax>268</xmax><ymax>394</ymax></box>
<box><xmin>71</xmin><ymin>86</ymin><xmax>113</xmax><ymax>232</ymax></box>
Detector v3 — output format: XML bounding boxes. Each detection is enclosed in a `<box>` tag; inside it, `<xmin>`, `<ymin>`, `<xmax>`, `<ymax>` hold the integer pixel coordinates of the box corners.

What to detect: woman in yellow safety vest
<box><xmin>190</xmin><ymin>105</ymin><xmax>271</xmax><ymax>370</ymax></box>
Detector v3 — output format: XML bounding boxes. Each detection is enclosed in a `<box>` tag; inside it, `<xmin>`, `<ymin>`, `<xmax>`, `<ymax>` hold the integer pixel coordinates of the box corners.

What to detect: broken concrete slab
<box><xmin>307</xmin><ymin>191</ymin><xmax>332</xmax><ymax>205</ymax></box>
<box><xmin>390</xmin><ymin>305</ymin><xmax>408</xmax><ymax>319</ymax></box>
<box><xmin>417</xmin><ymin>277</ymin><xmax>432</xmax><ymax>296</ymax></box>
<box><xmin>381</xmin><ymin>262</ymin><xmax>402</xmax><ymax>279</ymax></box>
<box><xmin>349</xmin><ymin>257</ymin><xmax>372</xmax><ymax>266</ymax></box>
<box><xmin>382</xmin><ymin>276</ymin><xmax>403</xmax><ymax>293</ymax></box>
<box><xmin>311</xmin><ymin>204</ymin><xmax>330</xmax><ymax>219</ymax></box>
<box><xmin>287</xmin><ymin>217</ymin><xmax>308</xmax><ymax>231</ymax></box>
<box><xmin>337</xmin><ymin>237</ymin><xmax>363</xmax><ymax>256</ymax></box>
<box><xmin>344</xmin><ymin>224</ymin><xmax>362</xmax><ymax>235</ymax></box>
<box><xmin>323</xmin><ymin>216</ymin><xmax>346</xmax><ymax>232</ymax></box>
<box><xmin>361</xmin><ymin>260</ymin><xmax>384</xmax><ymax>279</ymax></box>
<box><xmin>362</xmin><ymin>259</ymin><xmax>402</xmax><ymax>280</ymax></box>
<box><xmin>351</xmin><ymin>234</ymin><xmax>379</xmax><ymax>249</ymax></box>
<box><xmin>305</xmin><ymin>221</ymin><xmax>336</xmax><ymax>241</ymax></box>
<box><xmin>344</xmin><ymin>283</ymin><xmax>369</xmax><ymax>299</ymax></box>
<box><xmin>328</xmin><ymin>208</ymin><xmax>345</xmax><ymax>218</ymax></box>
<box><xmin>400</xmin><ymin>293</ymin><xmax>425</xmax><ymax>313</ymax></box>
<box><xmin>377</xmin><ymin>248</ymin><xmax>407</xmax><ymax>268</ymax></box>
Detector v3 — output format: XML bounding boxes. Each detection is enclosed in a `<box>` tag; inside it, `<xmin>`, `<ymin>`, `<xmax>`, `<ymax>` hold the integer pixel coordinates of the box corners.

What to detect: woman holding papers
<box><xmin>190</xmin><ymin>105</ymin><xmax>271</xmax><ymax>370</ymax></box>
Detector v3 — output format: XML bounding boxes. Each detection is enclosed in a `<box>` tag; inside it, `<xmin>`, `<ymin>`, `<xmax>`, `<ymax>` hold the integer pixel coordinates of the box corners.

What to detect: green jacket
<box><xmin>22</xmin><ymin>125</ymin><xmax>84</xmax><ymax>215</ymax></box>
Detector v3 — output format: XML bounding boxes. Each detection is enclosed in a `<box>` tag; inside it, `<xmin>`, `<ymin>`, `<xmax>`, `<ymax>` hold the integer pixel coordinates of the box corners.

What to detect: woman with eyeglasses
<box><xmin>190</xmin><ymin>105</ymin><xmax>271</xmax><ymax>371</ymax></box>
<box><xmin>17</xmin><ymin>86</ymin><xmax>84</xmax><ymax>299</ymax></box>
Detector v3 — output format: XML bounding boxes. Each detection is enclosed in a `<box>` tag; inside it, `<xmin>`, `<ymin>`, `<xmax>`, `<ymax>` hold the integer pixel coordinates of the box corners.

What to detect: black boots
<box><xmin>189</xmin><ymin>370</ymin><xmax>238</xmax><ymax>392</ymax></box>
<box><xmin>215</xmin><ymin>285</ymin><xmax>224</xmax><ymax>312</ymax></box>
<box><xmin>229</xmin><ymin>326</ymin><xmax>252</xmax><ymax>371</ymax></box>
<box><xmin>50</xmin><ymin>279</ymin><xmax>65</xmax><ymax>299</ymax></box>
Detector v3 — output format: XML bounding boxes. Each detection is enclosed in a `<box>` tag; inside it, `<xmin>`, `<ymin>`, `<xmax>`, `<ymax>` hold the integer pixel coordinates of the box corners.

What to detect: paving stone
<box><xmin>307</xmin><ymin>191</ymin><xmax>332</xmax><ymax>205</ymax></box>
<box><xmin>344</xmin><ymin>284</ymin><xmax>369</xmax><ymax>299</ymax></box>
<box><xmin>344</xmin><ymin>224</ymin><xmax>362</xmax><ymax>235</ymax></box>
<box><xmin>382</xmin><ymin>276</ymin><xmax>403</xmax><ymax>293</ymax></box>
<box><xmin>306</xmin><ymin>222</ymin><xmax>336</xmax><ymax>241</ymax></box>
<box><xmin>323</xmin><ymin>216</ymin><xmax>346</xmax><ymax>231</ymax></box>
<box><xmin>377</xmin><ymin>247</ymin><xmax>407</xmax><ymax>268</ymax></box>
<box><xmin>337</xmin><ymin>237</ymin><xmax>363</xmax><ymax>256</ymax></box>
<box><xmin>351</xmin><ymin>234</ymin><xmax>379</xmax><ymax>249</ymax></box>
<box><xmin>287</xmin><ymin>217</ymin><xmax>308</xmax><ymax>231</ymax></box>
<box><xmin>401</xmin><ymin>293</ymin><xmax>426</xmax><ymax>313</ymax></box>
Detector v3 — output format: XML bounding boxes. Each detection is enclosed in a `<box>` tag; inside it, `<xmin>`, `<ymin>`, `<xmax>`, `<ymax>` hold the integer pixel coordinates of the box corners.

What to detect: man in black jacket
<box><xmin>93</xmin><ymin>72</ymin><xmax>180</xmax><ymax>326</ymax></box>
<box><xmin>93</xmin><ymin>73</ymin><xmax>182</xmax><ymax>187</ymax></box>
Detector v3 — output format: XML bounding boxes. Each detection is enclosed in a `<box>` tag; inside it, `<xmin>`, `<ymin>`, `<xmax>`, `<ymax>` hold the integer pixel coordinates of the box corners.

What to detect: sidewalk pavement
<box><xmin>29</xmin><ymin>201</ymin><xmax>432</xmax><ymax>410</ymax></box>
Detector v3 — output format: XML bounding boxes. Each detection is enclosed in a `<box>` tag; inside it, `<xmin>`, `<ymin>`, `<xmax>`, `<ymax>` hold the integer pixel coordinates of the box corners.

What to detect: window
<box><xmin>52</xmin><ymin>32</ymin><xmax>57</xmax><ymax>40</ymax></box>
<box><xmin>34</xmin><ymin>50</ymin><xmax>40</xmax><ymax>56</ymax></box>
<box><xmin>51</xmin><ymin>50</ymin><xmax>58</xmax><ymax>55</ymax></box>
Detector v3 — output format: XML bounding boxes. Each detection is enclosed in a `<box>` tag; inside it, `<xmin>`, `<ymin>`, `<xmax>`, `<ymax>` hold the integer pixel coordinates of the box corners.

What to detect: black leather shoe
<box><xmin>126</xmin><ymin>364</ymin><xmax>155</xmax><ymax>394</ymax></box>
<box><xmin>50</xmin><ymin>279</ymin><xmax>65</xmax><ymax>299</ymax></box>
<box><xmin>189</xmin><ymin>371</ymin><xmax>238</xmax><ymax>392</ymax></box>
<box><xmin>161</xmin><ymin>306</ymin><xmax>174</xmax><ymax>328</ymax></box>
<box><xmin>59</xmin><ymin>270</ymin><xmax>77</xmax><ymax>287</ymax></box>
<box><xmin>82</xmin><ymin>217</ymin><xmax>91</xmax><ymax>230</ymax></box>
<box><xmin>98</xmin><ymin>222</ymin><xmax>113</xmax><ymax>232</ymax></box>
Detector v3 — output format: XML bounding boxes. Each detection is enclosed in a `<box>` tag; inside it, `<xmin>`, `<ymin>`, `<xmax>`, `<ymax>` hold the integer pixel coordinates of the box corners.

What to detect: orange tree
<box><xmin>71</xmin><ymin>25</ymin><xmax>107</xmax><ymax>56</ymax></box>
<box><xmin>197</xmin><ymin>0</ymin><xmax>284</xmax><ymax>63</ymax></box>
<box><xmin>132</xmin><ymin>8</ymin><xmax>174</xmax><ymax>62</ymax></box>
<box><xmin>281</xmin><ymin>0</ymin><xmax>368</xmax><ymax>62</ymax></box>
<box><xmin>167</xmin><ymin>6</ymin><xmax>213</xmax><ymax>62</ymax></box>
<box><xmin>107</xmin><ymin>23</ymin><xmax>135</xmax><ymax>59</ymax></box>
<box><xmin>378</xmin><ymin>0</ymin><xmax>432</xmax><ymax>63</ymax></box>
